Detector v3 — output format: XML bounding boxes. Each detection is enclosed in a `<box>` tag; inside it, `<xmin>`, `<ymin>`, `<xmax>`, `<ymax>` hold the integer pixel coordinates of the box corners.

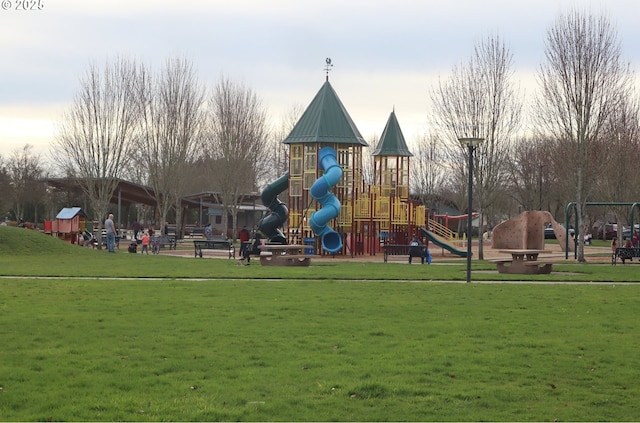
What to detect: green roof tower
<box><xmin>372</xmin><ymin>110</ymin><xmax>413</xmax><ymax>200</ymax></box>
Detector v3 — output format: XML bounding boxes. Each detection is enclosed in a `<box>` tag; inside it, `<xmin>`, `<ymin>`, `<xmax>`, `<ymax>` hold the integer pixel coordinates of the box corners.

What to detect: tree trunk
<box><xmin>478</xmin><ymin>210</ymin><xmax>484</xmax><ymax>260</ymax></box>
<box><xmin>576</xmin><ymin>168</ymin><xmax>586</xmax><ymax>263</ymax></box>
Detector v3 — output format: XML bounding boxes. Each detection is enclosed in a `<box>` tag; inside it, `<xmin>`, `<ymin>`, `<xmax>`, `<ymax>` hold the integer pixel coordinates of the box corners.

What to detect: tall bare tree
<box><xmin>138</xmin><ymin>57</ymin><xmax>205</xmax><ymax>236</ymax></box>
<box><xmin>536</xmin><ymin>10</ymin><xmax>633</xmax><ymax>261</ymax></box>
<box><xmin>54</xmin><ymin>57</ymin><xmax>140</xmax><ymax>245</ymax></box>
<box><xmin>430</xmin><ymin>34</ymin><xmax>522</xmax><ymax>259</ymax></box>
<box><xmin>207</xmin><ymin>76</ymin><xmax>270</xmax><ymax>240</ymax></box>
<box><xmin>595</xmin><ymin>92</ymin><xmax>640</xmax><ymax>238</ymax></box>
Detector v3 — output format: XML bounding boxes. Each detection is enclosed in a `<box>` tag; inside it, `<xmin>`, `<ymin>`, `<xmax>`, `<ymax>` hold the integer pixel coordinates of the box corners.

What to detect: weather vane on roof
<box><xmin>324</xmin><ymin>58</ymin><xmax>333</xmax><ymax>81</ymax></box>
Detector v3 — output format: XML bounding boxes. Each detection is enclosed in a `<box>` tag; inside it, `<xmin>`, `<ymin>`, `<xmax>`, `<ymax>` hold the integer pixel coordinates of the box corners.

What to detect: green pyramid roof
<box><xmin>283</xmin><ymin>80</ymin><xmax>368</xmax><ymax>146</ymax></box>
<box><xmin>372</xmin><ymin>110</ymin><xmax>413</xmax><ymax>156</ymax></box>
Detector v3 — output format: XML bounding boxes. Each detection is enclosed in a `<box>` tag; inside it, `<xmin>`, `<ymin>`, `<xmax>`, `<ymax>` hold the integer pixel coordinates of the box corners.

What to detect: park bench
<box><xmin>612</xmin><ymin>247</ymin><xmax>640</xmax><ymax>265</ymax></box>
<box><xmin>194</xmin><ymin>237</ymin><xmax>235</xmax><ymax>259</ymax></box>
<box><xmin>382</xmin><ymin>244</ymin><xmax>427</xmax><ymax>263</ymax></box>
<box><xmin>189</xmin><ymin>227</ymin><xmax>206</xmax><ymax>238</ymax></box>
<box><xmin>152</xmin><ymin>235</ymin><xmax>177</xmax><ymax>251</ymax></box>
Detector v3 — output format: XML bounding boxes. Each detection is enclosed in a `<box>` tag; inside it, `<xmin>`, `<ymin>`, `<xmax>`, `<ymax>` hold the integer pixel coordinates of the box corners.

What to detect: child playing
<box><xmin>141</xmin><ymin>231</ymin><xmax>150</xmax><ymax>255</ymax></box>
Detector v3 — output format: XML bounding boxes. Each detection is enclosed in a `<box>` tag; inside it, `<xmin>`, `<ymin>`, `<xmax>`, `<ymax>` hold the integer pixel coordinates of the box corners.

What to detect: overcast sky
<box><xmin>1</xmin><ymin>0</ymin><xmax>639</xmax><ymax>159</ymax></box>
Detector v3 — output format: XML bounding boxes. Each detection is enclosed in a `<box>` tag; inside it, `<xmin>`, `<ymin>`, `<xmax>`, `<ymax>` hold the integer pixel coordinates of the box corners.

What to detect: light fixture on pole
<box><xmin>458</xmin><ymin>137</ymin><xmax>484</xmax><ymax>283</ymax></box>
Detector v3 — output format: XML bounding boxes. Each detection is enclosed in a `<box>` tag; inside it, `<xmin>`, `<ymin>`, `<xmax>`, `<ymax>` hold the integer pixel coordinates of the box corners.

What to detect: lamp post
<box><xmin>458</xmin><ymin>137</ymin><xmax>484</xmax><ymax>283</ymax></box>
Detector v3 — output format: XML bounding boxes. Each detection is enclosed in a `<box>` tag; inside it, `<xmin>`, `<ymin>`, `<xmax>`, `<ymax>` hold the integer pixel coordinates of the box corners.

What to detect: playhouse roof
<box><xmin>56</xmin><ymin>207</ymin><xmax>88</xmax><ymax>219</ymax></box>
<box><xmin>372</xmin><ymin>110</ymin><xmax>413</xmax><ymax>157</ymax></box>
<box><xmin>282</xmin><ymin>80</ymin><xmax>368</xmax><ymax>146</ymax></box>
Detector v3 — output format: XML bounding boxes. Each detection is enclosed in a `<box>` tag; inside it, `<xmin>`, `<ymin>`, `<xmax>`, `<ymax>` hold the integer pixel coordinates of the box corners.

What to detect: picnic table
<box><xmin>259</xmin><ymin>244</ymin><xmax>314</xmax><ymax>266</ymax></box>
<box><xmin>493</xmin><ymin>249</ymin><xmax>553</xmax><ymax>274</ymax></box>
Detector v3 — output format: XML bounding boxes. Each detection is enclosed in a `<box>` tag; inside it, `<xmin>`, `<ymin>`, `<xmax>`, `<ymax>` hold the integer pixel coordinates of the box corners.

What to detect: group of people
<box><xmin>105</xmin><ymin>216</ymin><xmax>159</xmax><ymax>254</ymax></box>
<box><xmin>128</xmin><ymin>230</ymin><xmax>152</xmax><ymax>254</ymax></box>
<box><xmin>75</xmin><ymin>214</ymin><xmax>118</xmax><ymax>251</ymax></box>
<box><xmin>611</xmin><ymin>231</ymin><xmax>640</xmax><ymax>252</ymax></box>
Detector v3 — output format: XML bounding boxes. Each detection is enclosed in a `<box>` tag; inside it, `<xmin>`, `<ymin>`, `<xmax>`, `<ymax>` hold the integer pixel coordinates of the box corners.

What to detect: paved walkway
<box><xmin>161</xmin><ymin>241</ymin><xmax>613</xmax><ymax>264</ymax></box>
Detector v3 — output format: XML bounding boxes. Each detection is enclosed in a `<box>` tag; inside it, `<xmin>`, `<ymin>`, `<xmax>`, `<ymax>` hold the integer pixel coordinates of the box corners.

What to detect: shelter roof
<box><xmin>45</xmin><ymin>178</ymin><xmax>158</xmax><ymax>207</ymax></box>
<box><xmin>282</xmin><ymin>80</ymin><xmax>368</xmax><ymax>146</ymax></box>
<box><xmin>55</xmin><ymin>207</ymin><xmax>88</xmax><ymax>219</ymax></box>
<box><xmin>372</xmin><ymin>110</ymin><xmax>413</xmax><ymax>157</ymax></box>
<box><xmin>181</xmin><ymin>192</ymin><xmax>268</xmax><ymax>211</ymax></box>
<box><xmin>44</xmin><ymin>179</ymin><xmax>268</xmax><ymax>213</ymax></box>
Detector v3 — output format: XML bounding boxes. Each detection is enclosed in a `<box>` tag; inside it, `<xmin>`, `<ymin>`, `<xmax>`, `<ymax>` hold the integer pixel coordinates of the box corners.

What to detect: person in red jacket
<box><xmin>141</xmin><ymin>231</ymin><xmax>150</xmax><ymax>255</ymax></box>
<box><xmin>239</xmin><ymin>226</ymin><xmax>250</xmax><ymax>258</ymax></box>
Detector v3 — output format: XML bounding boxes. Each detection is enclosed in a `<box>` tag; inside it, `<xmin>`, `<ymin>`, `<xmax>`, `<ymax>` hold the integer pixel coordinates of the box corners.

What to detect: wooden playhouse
<box><xmin>45</xmin><ymin>207</ymin><xmax>89</xmax><ymax>244</ymax></box>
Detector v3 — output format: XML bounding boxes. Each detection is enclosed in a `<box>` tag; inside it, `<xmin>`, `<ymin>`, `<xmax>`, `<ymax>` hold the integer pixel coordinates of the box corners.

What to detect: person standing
<box><xmin>132</xmin><ymin>221</ymin><xmax>142</xmax><ymax>241</ymax></box>
<box><xmin>105</xmin><ymin>213</ymin><xmax>116</xmax><ymax>253</ymax></box>
<box><xmin>141</xmin><ymin>231</ymin><xmax>150</xmax><ymax>254</ymax></box>
<box><xmin>239</xmin><ymin>226</ymin><xmax>250</xmax><ymax>257</ymax></box>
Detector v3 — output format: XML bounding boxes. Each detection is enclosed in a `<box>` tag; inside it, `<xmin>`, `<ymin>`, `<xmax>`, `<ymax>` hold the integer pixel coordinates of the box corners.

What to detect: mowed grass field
<box><xmin>1</xmin><ymin>226</ymin><xmax>640</xmax><ymax>421</ymax></box>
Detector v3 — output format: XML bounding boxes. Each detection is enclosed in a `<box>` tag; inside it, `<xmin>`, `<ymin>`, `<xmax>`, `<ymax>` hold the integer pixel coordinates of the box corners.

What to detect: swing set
<box><xmin>564</xmin><ymin>201</ymin><xmax>640</xmax><ymax>259</ymax></box>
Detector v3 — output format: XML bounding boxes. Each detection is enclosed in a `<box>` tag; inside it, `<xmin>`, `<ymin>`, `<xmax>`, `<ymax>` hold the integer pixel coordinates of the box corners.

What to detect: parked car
<box><xmin>598</xmin><ymin>224</ymin><xmax>617</xmax><ymax>240</ymax></box>
<box><xmin>622</xmin><ymin>224</ymin><xmax>640</xmax><ymax>240</ymax></box>
<box><xmin>544</xmin><ymin>224</ymin><xmax>575</xmax><ymax>239</ymax></box>
<box><xmin>544</xmin><ymin>225</ymin><xmax>555</xmax><ymax>239</ymax></box>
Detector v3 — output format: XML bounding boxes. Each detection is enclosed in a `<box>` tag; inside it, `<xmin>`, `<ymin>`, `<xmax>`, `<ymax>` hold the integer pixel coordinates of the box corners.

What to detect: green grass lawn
<box><xmin>1</xmin><ymin>226</ymin><xmax>640</xmax><ymax>421</ymax></box>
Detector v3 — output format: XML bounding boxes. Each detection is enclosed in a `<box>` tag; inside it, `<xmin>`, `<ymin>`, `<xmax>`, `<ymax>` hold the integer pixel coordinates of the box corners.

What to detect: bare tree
<box><xmin>508</xmin><ymin>136</ymin><xmax>548</xmax><ymax>211</ymax></box>
<box><xmin>430</xmin><ymin>34</ymin><xmax>522</xmax><ymax>259</ymax></box>
<box><xmin>207</xmin><ymin>76</ymin><xmax>270</xmax><ymax>240</ymax></box>
<box><xmin>0</xmin><ymin>154</ymin><xmax>12</xmax><ymax>220</ymax></box>
<box><xmin>536</xmin><ymin>9</ymin><xmax>634</xmax><ymax>261</ymax></box>
<box><xmin>410</xmin><ymin>133</ymin><xmax>446</xmax><ymax>211</ymax></box>
<box><xmin>359</xmin><ymin>133</ymin><xmax>379</xmax><ymax>187</ymax></box>
<box><xmin>54</xmin><ymin>57</ymin><xmax>140</xmax><ymax>245</ymax></box>
<box><xmin>596</xmin><ymin>92</ymin><xmax>640</xmax><ymax>239</ymax></box>
<box><xmin>138</xmin><ymin>57</ymin><xmax>205</xmax><ymax>236</ymax></box>
<box><xmin>266</xmin><ymin>104</ymin><xmax>304</xmax><ymax>185</ymax></box>
<box><xmin>6</xmin><ymin>144</ymin><xmax>45</xmax><ymax>223</ymax></box>
<box><xmin>601</xmin><ymin>94</ymin><xmax>640</xmax><ymax>200</ymax></box>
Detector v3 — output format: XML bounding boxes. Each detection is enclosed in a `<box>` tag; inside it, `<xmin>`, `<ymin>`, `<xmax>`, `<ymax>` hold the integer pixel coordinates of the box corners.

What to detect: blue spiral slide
<box><xmin>309</xmin><ymin>146</ymin><xmax>343</xmax><ymax>253</ymax></box>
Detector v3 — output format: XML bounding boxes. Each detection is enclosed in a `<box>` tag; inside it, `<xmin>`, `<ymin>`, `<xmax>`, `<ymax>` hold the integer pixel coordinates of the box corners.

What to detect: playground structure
<box><xmin>491</xmin><ymin>210</ymin><xmax>574</xmax><ymax>253</ymax></box>
<box><xmin>250</xmin><ymin>78</ymin><xmax>471</xmax><ymax>258</ymax></box>
<box><xmin>44</xmin><ymin>207</ymin><xmax>89</xmax><ymax>245</ymax></box>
